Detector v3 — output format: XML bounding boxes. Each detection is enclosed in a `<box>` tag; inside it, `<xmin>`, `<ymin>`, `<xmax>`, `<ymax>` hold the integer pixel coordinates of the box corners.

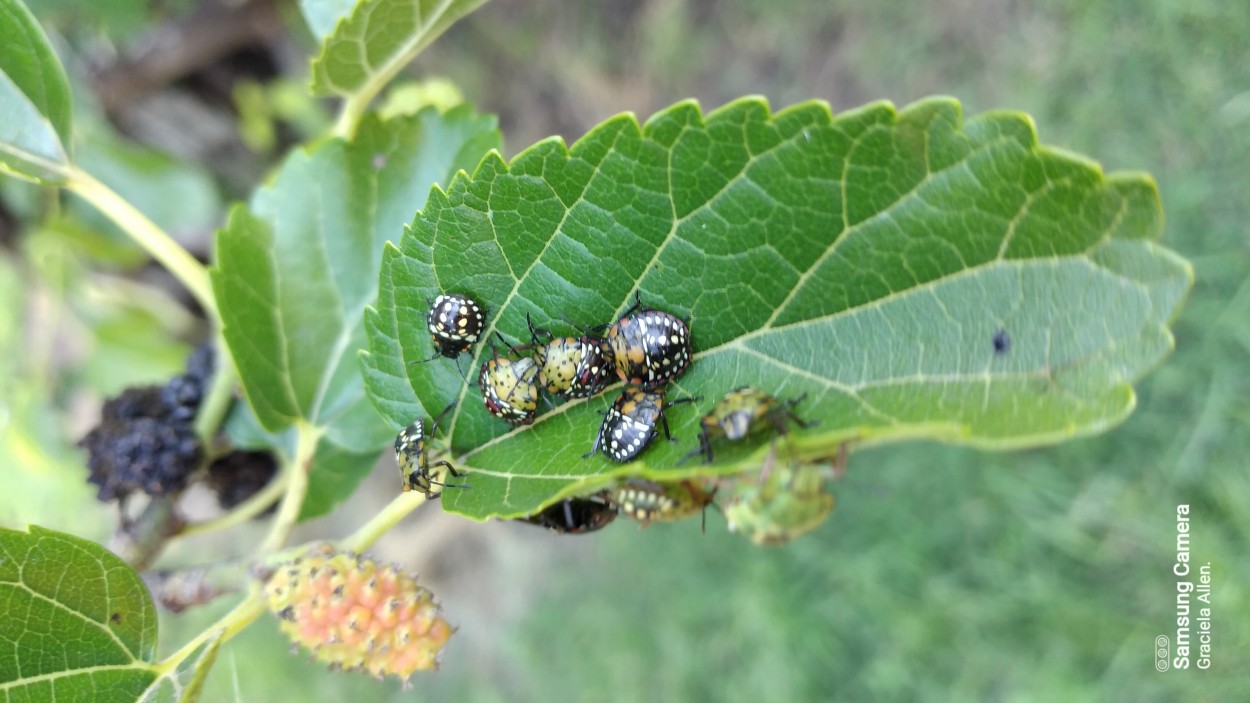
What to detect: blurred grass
<box><xmin>5</xmin><ymin>0</ymin><xmax>1248</xmax><ymax>699</ymax></box>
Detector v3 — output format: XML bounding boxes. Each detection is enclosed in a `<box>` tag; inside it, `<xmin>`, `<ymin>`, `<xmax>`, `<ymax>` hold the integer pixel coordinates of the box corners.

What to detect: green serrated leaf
<box><xmin>361</xmin><ymin>96</ymin><xmax>1192</xmax><ymax>521</ymax></box>
<box><xmin>212</xmin><ymin>107</ymin><xmax>500</xmax><ymax>513</ymax></box>
<box><xmin>0</xmin><ymin>0</ymin><xmax>72</xmax><ymax>147</ymax></box>
<box><xmin>309</xmin><ymin>0</ymin><xmax>490</xmax><ymax>99</ymax></box>
<box><xmin>137</xmin><ymin>633</ymin><xmax>222</xmax><ymax>703</ymax></box>
<box><xmin>299</xmin><ymin>0</ymin><xmax>359</xmax><ymax>40</ymax></box>
<box><xmin>0</xmin><ymin>525</ymin><xmax>159</xmax><ymax>699</ymax></box>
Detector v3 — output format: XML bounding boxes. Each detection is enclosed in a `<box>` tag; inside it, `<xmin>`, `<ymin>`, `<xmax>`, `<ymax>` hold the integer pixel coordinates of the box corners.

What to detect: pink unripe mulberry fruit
<box><xmin>264</xmin><ymin>547</ymin><xmax>453</xmax><ymax>682</ymax></box>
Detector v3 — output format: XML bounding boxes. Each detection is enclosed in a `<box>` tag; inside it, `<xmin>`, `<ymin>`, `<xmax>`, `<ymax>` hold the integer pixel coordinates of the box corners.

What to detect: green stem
<box><xmin>337</xmin><ymin>490</ymin><xmax>428</xmax><ymax>553</ymax></box>
<box><xmin>157</xmin><ymin>588</ymin><xmax>266</xmax><ymax>675</ymax></box>
<box><xmin>155</xmin><ymin>472</ymin><xmax>428</xmax><ymax>670</ymax></box>
<box><xmin>332</xmin><ymin>93</ymin><xmax>371</xmax><ymax>141</ymax></box>
<box><xmin>166</xmin><ymin>489</ymin><xmax>430</xmax><ymax>608</ymax></box>
<box><xmin>193</xmin><ymin>339</ymin><xmax>238</xmax><ymax>443</ymax></box>
<box><xmin>258</xmin><ymin>422</ymin><xmax>322</xmax><ymax>553</ymax></box>
<box><xmin>64</xmin><ymin>166</ymin><xmax>216</xmax><ymax>317</ymax></box>
<box><xmin>153</xmin><ymin>490</ymin><xmax>422</xmax><ymax>674</ymax></box>
<box><xmin>179</xmin><ymin>457</ymin><xmax>290</xmax><ymax>538</ymax></box>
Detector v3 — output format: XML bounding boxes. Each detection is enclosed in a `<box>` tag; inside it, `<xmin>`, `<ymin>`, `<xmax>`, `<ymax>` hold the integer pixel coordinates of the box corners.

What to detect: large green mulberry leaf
<box><xmin>0</xmin><ymin>526</ymin><xmax>159</xmax><ymax>700</ymax></box>
<box><xmin>361</xmin><ymin>97</ymin><xmax>1192</xmax><ymax>521</ymax></box>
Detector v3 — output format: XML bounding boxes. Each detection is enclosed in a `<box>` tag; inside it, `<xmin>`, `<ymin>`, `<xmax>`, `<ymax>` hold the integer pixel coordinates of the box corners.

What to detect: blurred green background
<box><xmin>2</xmin><ymin>0</ymin><xmax>1247</xmax><ymax>700</ymax></box>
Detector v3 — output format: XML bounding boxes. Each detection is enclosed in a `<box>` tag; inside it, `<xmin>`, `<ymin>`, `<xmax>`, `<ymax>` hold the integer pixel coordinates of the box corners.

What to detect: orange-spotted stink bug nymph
<box><xmin>607</xmin><ymin>292</ymin><xmax>692</xmax><ymax>389</ymax></box>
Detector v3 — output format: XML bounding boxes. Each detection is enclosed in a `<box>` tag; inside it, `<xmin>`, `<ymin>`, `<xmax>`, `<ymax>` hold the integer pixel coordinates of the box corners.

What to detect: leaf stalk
<box><xmin>258</xmin><ymin>422</ymin><xmax>323</xmax><ymax>553</ymax></box>
<box><xmin>337</xmin><ymin>489</ymin><xmax>429</xmax><ymax>553</ymax></box>
<box><xmin>64</xmin><ymin>166</ymin><xmax>217</xmax><ymax>317</ymax></box>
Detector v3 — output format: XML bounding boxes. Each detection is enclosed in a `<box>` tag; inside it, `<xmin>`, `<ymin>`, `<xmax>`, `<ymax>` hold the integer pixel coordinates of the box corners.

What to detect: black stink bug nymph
<box><xmin>395</xmin><ymin>403</ymin><xmax>469</xmax><ymax>498</ymax></box>
<box><xmin>585</xmin><ymin>387</ymin><xmax>698</xmax><ymax>463</ymax></box>
<box><xmin>684</xmin><ymin>387</ymin><xmax>817</xmax><ymax>464</ymax></box>
<box><xmin>607</xmin><ymin>293</ymin><xmax>692</xmax><ymax>389</ymax></box>
<box><xmin>517</xmin><ymin>494</ymin><xmax>618</xmax><ymax>535</ymax></box>
<box><xmin>425</xmin><ymin>293</ymin><xmax>485</xmax><ymax>359</ymax></box>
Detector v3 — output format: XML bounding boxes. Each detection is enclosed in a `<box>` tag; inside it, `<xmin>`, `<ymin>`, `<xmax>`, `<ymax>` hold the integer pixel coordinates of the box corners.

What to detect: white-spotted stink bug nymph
<box><xmin>585</xmin><ymin>387</ymin><xmax>699</xmax><ymax>463</ymax></box>
<box><xmin>412</xmin><ymin>294</ymin><xmax>486</xmax><ymax>368</ymax></box>
<box><xmin>395</xmin><ymin>402</ymin><xmax>469</xmax><ymax>498</ymax></box>
<box><xmin>607</xmin><ymin>292</ymin><xmax>692</xmax><ymax>389</ymax></box>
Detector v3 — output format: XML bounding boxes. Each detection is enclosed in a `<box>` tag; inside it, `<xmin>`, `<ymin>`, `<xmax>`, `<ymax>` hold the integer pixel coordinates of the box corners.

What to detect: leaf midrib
<box><xmin>443</xmin><ymin>112</ymin><xmax>1134</xmax><ymax>462</ymax></box>
<box><xmin>0</xmin><ymin>663</ymin><xmax>158</xmax><ymax>691</ymax></box>
<box><xmin>321</xmin><ymin>0</ymin><xmax>458</xmax><ymax>95</ymax></box>
<box><xmin>456</xmin><ymin>250</ymin><xmax>1159</xmax><ymax>464</ymax></box>
<box><xmin>306</xmin><ymin>153</ymin><xmax>380</xmax><ymax>424</ymax></box>
<box><xmin>0</xmin><ymin>138</ymin><xmax>68</xmax><ymax>173</ymax></box>
<box><xmin>761</xmin><ymin>130</ymin><xmax>1026</xmax><ymax>330</ymax></box>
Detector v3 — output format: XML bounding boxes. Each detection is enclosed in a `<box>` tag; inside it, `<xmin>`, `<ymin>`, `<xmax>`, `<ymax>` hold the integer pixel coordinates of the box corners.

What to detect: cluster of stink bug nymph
<box><xmin>392</xmin><ymin>290</ymin><xmax>845</xmax><ymax>545</ymax></box>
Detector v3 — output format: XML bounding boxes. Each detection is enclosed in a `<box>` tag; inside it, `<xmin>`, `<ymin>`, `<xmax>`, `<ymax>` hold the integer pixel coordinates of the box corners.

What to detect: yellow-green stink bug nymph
<box><xmin>528</xmin><ymin>314</ymin><xmax>615</xmax><ymax>399</ymax></box>
<box><xmin>723</xmin><ymin>442</ymin><xmax>842</xmax><ymax>545</ymax></box>
<box><xmin>683</xmin><ymin>387</ymin><xmax>816</xmax><ymax>464</ymax></box>
<box><xmin>479</xmin><ymin>336</ymin><xmax>541</xmax><ymax>425</ymax></box>
<box><xmin>395</xmin><ymin>403</ymin><xmax>468</xmax><ymax>498</ymax></box>
<box><xmin>608</xmin><ymin>478</ymin><xmax>717</xmax><ymax>527</ymax></box>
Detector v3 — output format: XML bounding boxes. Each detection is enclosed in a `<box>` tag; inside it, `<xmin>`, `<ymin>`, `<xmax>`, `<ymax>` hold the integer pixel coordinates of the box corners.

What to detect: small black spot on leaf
<box><xmin>992</xmin><ymin>329</ymin><xmax>1011</xmax><ymax>355</ymax></box>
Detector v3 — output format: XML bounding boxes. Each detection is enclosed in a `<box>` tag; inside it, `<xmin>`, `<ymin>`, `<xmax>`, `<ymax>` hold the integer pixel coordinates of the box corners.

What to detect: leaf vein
<box><xmin>0</xmin><ymin>582</ymin><xmax>136</xmax><ymax>659</ymax></box>
<box><xmin>761</xmin><ymin>131</ymin><xmax>1023</xmax><ymax>330</ymax></box>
